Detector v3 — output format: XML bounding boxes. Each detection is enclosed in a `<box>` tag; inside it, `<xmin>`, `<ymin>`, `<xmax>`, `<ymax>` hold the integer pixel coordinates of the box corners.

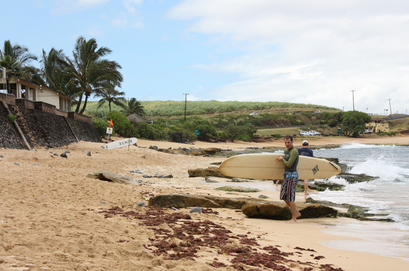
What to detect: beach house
<box><xmin>0</xmin><ymin>76</ymin><xmax>71</xmax><ymax>112</ymax></box>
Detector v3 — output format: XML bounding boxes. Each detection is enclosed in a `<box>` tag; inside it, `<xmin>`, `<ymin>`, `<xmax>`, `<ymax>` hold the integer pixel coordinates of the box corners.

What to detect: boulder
<box><xmin>242</xmin><ymin>202</ymin><xmax>290</xmax><ymax>220</ymax></box>
<box><xmin>242</xmin><ymin>202</ymin><xmax>337</xmax><ymax>220</ymax></box>
<box><xmin>188</xmin><ymin>167</ymin><xmax>226</xmax><ymax>178</ymax></box>
<box><xmin>149</xmin><ymin>194</ymin><xmax>223</xmax><ymax>208</ymax></box>
<box><xmin>148</xmin><ymin>194</ymin><xmax>338</xmax><ymax>220</ymax></box>
<box><xmin>87</xmin><ymin>171</ymin><xmax>137</xmax><ymax>185</ymax></box>
<box><xmin>152</xmin><ymin>147</ymin><xmax>222</xmax><ymax>156</ymax></box>
<box><xmin>149</xmin><ymin>194</ymin><xmax>254</xmax><ymax>209</ymax></box>
<box><xmin>339</xmin><ymin>173</ymin><xmax>378</xmax><ymax>183</ymax></box>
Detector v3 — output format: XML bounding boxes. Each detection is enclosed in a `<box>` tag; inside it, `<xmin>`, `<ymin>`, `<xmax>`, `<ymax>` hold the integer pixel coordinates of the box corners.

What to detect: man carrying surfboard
<box><xmin>276</xmin><ymin>135</ymin><xmax>301</xmax><ymax>223</ymax></box>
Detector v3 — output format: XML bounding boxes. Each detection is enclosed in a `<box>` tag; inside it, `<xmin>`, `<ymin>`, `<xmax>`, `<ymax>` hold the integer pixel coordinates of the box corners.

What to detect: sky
<box><xmin>2</xmin><ymin>0</ymin><xmax>409</xmax><ymax>115</ymax></box>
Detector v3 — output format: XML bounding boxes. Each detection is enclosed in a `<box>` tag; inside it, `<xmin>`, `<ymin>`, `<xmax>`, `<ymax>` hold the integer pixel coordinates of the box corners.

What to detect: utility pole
<box><xmin>387</xmin><ymin>99</ymin><xmax>392</xmax><ymax>115</ymax></box>
<box><xmin>351</xmin><ymin>90</ymin><xmax>356</xmax><ymax>111</ymax></box>
<box><xmin>183</xmin><ymin>93</ymin><xmax>189</xmax><ymax>121</ymax></box>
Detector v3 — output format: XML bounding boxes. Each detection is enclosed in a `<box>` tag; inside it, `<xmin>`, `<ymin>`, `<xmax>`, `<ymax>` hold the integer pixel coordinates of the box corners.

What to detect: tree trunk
<box><xmin>75</xmin><ymin>93</ymin><xmax>83</xmax><ymax>113</ymax></box>
<box><xmin>79</xmin><ymin>94</ymin><xmax>89</xmax><ymax>114</ymax></box>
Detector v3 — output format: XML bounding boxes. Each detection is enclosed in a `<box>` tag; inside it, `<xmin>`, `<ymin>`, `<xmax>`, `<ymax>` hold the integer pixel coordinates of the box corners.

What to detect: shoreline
<box><xmin>135</xmin><ymin>134</ymin><xmax>409</xmax><ymax>151</ymax></box>
<box><xmin>1</xmin><ymin>135</ymin><xmax>408</xmax><ymax>270</ymax></box>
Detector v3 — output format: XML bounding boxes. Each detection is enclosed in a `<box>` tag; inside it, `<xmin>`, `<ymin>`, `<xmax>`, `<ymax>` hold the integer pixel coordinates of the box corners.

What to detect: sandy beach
<box><xmin>1</xmin><ymin>135</ymin><xmax>409</xmax><ymax>270</ymax></box>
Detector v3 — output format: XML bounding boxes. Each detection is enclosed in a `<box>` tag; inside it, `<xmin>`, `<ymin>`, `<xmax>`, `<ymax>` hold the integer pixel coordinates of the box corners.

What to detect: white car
<box><xmin>299</xmin><ymin>130</ymin><xmax>321</xmax><ymax>136</ymax></box>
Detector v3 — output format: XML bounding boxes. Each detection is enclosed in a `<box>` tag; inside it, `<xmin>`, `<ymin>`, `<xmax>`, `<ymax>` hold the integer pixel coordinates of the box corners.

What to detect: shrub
<box><xmin>92</xmin><ymin>118</ymin><xmax>110</xmax><ymax>138</ymax></box>
<box><xmin>7</xmin><ymin>114</ymin><xmax>17</xmax><ymax>123</ymax></box>
<box><xmin>135</xmin><ymin>122</ymin><xmax>170</xmax><ymax>140</ymax></box>
<box><xmin>106</xmin><ymin>111</ymin><xmax>137</xmax><ymax>137</ymax></box>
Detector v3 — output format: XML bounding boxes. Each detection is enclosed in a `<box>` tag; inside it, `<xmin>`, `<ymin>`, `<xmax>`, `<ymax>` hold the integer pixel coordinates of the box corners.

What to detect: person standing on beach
<box><xmin>298</xmin><ymin>140</ymin><xmax>313</xmax><ymax>196</ymax></box>
<box><xmin>276</xmin><ymin>135</ymin><xmax>301</xmax><ymax>222</ymax></box>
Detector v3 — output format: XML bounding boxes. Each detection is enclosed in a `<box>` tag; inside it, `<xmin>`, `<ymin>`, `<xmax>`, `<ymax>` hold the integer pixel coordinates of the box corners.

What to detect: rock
<box><xmin>309</xmin><ymin>181</ymin><xmax>345</xmax><ymax>191</ymax></box>
<box><xmin>87</xmin><ymin>151</ymin><xmax>92</xmax><ymax>156</ymax></box>
<box><xmin>230</xmin><ymin>178</ymin><xmax>250</xmax><ymax>182</ymax></box>
<box><xmin>242</xmin><ymin>202</ymin><xmax>337</xmax><ymax>220</ymax></box>
<box><xmin>306</xmin><ymin>198</ymin><xmax>394</xmax><ymax>222</ymax></box>
<box><xmin>204</xmin><ymin>177</ymin><xmax>219</xmax><ymax>183</ymax></box>
<box><xmin>150</xmin><ymin>146</ymin><xmax>222</xmax><ymax>156</ymax></box>
<box><xmin>60</xmin><ymin>150</ymin><xmax>70</xmax><ymax>158</ymax></box>
<box><xmin>188</xmin><ymin>167</ymin><xmax>225</xmax><ymax>177</ymax></box>
<box><xmin>149</xmin><ymin>194</ymin><xmax>254</xmax><ymax>209</ymax></box>
<box><xmin>148</xmin><ymin>194</ymin><xmax>337</xmax><ymax>220</ymax></box>
<box><xmin>149</xmin><ymin>194</ymin><xmax>223</xmax><ymax>208</ymax></box>
<box><xmin>201</xmin><ymin>148</ymin><xmax>222</xmax><ymax>156</ymax></box>
<box><xmin>189</xmin><ymin>207</ymin><xmax>203</xmax><ymax>213</ymax></box>
<box><xmin>87</xmin><ymin>171</ymin><xmax>136</xmax><ymax>185</ymax></box>
<box><xmin>242</xmin><ymin>202</ymin><xmax>290</xmax><ymax>220</ymax></box>
<box><xmin>339</xmin><ymin>173</ymin><xmax>378</xmax><ymax>183</ymax></box>
<box><xmin>136</xmin><ymin>202</ymin><xmax>147</xmax><ymax>207</ymax></box>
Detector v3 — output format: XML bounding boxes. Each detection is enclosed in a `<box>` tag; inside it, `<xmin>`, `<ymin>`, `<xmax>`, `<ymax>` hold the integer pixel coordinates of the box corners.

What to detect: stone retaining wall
<box><xmin>0</xmin><ymin>102</ymin><xmax>101</xmax><ymax>149</ymax></box>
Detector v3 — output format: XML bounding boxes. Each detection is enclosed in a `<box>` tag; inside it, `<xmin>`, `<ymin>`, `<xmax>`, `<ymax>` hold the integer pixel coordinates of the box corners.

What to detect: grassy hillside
<box><xmin>389</xmin><ymin>117</ymin><xmax>409</xmax><ymax>133</ymax></box>
<box><xmin>81</xmin><ymin>100</ymin><xmax>340</xmax><ymax>118</ymax></box>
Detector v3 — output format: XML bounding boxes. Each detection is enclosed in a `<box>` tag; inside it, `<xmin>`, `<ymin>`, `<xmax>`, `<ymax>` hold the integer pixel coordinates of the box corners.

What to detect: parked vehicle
<box><xmin>299</xmin><ymin>130</ymin><xmax>321</xmax><ymax>136</ymax></box>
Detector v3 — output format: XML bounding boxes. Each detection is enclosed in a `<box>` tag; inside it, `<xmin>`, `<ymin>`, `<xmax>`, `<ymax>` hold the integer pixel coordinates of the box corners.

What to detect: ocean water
<box><xmin>312</xmin><ymin>143</ymin><xmax>409</xmax><ymax>260</ymax></box>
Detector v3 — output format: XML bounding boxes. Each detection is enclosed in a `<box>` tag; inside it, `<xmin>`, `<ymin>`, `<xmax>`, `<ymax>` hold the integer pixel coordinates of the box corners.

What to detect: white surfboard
<box><xmin>219</xmin><ymin>153</ymin><xmax>341</xmax><ymax>180</ymax></box>
<box><xmin>101</xmin><ymin>138</ymin><xmax>138</xmax><ymax>149</ymax></box>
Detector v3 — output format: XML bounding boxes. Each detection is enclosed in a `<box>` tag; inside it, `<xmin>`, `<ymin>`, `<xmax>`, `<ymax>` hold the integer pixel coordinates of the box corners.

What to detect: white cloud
<box><xmin>50</xmin><ymin>0</ymin><xmax>109</xmax><ymax>14</ymax></box>
<box><xmin>124</xmin><ymin>0</ymin><xmax>143</xmax><ymax>13</ymax></box>
<box><xmin>167</xmin><ymin>0</ymin><xmax>409</xmax><ymax>114</ymax></box>
<box><xmin>110</xmin><ymin>0</ymin><xmax>144</xmax><ymax>28</ymax></box>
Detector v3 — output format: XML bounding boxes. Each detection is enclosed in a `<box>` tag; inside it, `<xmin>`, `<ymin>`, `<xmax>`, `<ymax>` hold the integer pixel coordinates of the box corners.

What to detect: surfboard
<box><xmin>219</xmin><ymin>153</ymin><xmax>341</xmax><ymax>180</ymax></box>
<box><xmin>101</xmin><ymin>137</ymin><xmax>138</xmax><ymax>150</ymax></box>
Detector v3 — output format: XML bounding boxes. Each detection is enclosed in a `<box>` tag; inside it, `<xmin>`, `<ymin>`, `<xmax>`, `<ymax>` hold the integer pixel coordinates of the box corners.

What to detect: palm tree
<box><xmin>94</xmin><ymin>87</ymin><xmax>126</xmax><ymax>112</ymax></box>
<box><xmin>40</xmin><ymin>48</ymin><xmax>65</xmax><ymax>90</ymax></box>
<box><xmin>120</xmin><ymin>98</ymin><xmax>145</xmax><ymax>116</ymax></box>
<box><xmin>0</xmin><ymin>40</ymin><xmax>38</xmax><ymax>93</ymax></box>
<box><xmin>60</xmin><ymin>37</ymin><xmax>123</xmax><ymax>114</ymax></box>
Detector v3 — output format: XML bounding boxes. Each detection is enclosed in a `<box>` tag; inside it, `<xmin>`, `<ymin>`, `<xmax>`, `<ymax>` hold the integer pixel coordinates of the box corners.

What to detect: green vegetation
<box><xmin>82</xmin><ymin>100</ymin><xmax>338</xmax><ymax>117</ymax></box>
<box><xmin>256</xmin><ymin>127</ymin><xmax>300</xmax><ymax>136</ymax></box>
<box><xmin>84</xmin><ymin>101</ymin><xmax>352</xmax><ymax>142</ymax></box>
<box><xmin>341</xmin><ymin>111</ymin><xmax>371</xmax><ymax>137</ymax></box>
<box><xmin>6</xmin><ymin>114</ymin><xmax>17</xmax><ymax>123</ymax></box>
<box><xmin>0</xmin><ymin>40</ymin><xmax>37</xmax><ymax>93</ymax></box>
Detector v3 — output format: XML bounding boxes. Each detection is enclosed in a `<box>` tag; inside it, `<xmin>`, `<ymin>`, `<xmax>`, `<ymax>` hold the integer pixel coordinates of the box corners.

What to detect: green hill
<box><xmin>81</xmin><ymin>100</ymin><xmax>340</xmax><ymax>118</ymax></box>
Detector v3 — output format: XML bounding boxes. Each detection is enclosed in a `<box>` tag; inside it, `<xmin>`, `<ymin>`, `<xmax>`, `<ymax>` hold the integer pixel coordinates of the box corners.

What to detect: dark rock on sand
<box><xmin>149</xmin><ymin>194</ymin><xmax>338</xmax><ymax>220</ymax></box>
<box><xmin>87</xmin><ymin>171</ymin><xmax>137</xmax><ymax>185</ymax></box>
<box><xmin>150</xmin><ymin>146</ymin><xmax>222</xmax><ymax>156</ymax></box>
<box><xmin>309</xmin><ymin>181</ymin><xmax>345</xmax><ymax>191</ymax></box>
<box><xmin>149</xmin><ymin>194</ymin><xmax>253</xmax><ymax>209</ymax></box>
<box><xmin>188</xmin><ymin>167</ymin><xmax>225</xmax><ymax>178</ymax></box>
<box><xmin>242</xmin><ymin>202</ymin><xmax>337</xmax><ymax>220</ymax></box>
